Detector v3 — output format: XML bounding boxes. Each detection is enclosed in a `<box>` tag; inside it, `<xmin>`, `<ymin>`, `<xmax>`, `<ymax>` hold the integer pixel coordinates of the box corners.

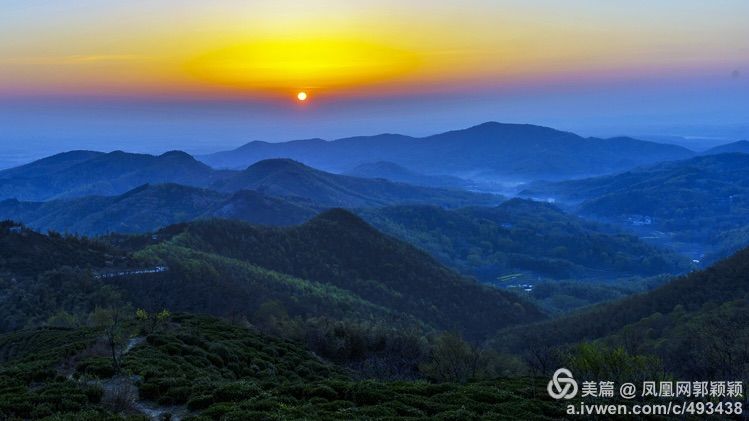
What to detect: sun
<box><xmin>297</xmin><ymin>91</ymin><xmax>308</xmax><ymax>101</ymax></box>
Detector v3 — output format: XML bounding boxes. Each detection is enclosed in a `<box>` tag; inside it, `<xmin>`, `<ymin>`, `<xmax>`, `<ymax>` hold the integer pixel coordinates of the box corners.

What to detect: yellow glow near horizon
<box><xmin>297</xmin><ymin>91</ymin><xmax>308</xmax><ymax>101</ymax></box>
<box><xmin>184</xmin><ymin>39</ymin><xmax>420</xmax><ymax>96</ymax></box>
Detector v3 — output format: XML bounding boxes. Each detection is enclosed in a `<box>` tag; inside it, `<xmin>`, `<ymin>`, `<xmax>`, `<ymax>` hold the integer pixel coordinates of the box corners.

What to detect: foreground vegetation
<box><xmin>3</xmin><ymin>212</ymin><xmax>749</xmax><ymax>419</ymax></box>
<box><xmin>0</xmin><ymin>314</ymin><xmax>564</xmax><ymax>420</ymax></box>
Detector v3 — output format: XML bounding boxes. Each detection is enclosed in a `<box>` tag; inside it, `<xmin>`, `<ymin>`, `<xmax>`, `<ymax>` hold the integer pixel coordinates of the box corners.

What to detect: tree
<box><xmin>568</xmin><ymin>342</ymin><xmax>663</xmax><ymax>385</ymax></box>
<box><xmin>155</xmin><ymin>309</ymin><xmax>171</xmax><ymax>330</ymax></box>
<box><xmin>420</xmin><ymin>332</ymin><xmax>481</xmax><ymax>383</ymax></box>
<box><xmin>135</xmin><ymin>308</ymin><xmax>171</xmax><ymax>334</ymax></box>
<box><xmin>46</xmin><ymin>310</ymin><xmax>79</xmax><ymax>328</ymax></box>
<box><xmin>135</xmin><ymin>308</ymin><xmax>149</xmax><ymax>334</ymax></box>
<box><xmin>90</xmin><ymin>307</ymin><xmax>127</xmax><ymax>373</ymax></box>
<box><xmin>253</xmin><ymin>300</ymin><xmax>289</xmax><ymax>335</ymax></box>
<box><xmin>517</xmin><ymin>330</ymin><xmax>564</xmax><ymax>378</ymax></box>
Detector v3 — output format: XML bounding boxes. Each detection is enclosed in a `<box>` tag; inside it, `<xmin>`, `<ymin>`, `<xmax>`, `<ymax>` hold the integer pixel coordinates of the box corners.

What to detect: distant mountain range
<box><xmin>0</xmin><ymin>183</ymin><xmax>317</xmax><ymax>235</ymax></box>
<box><xmin>0</xmin><ymin>150</ymin><xmax>104</xmax><ymax>179</ymax></box>
<box><xmin>199</xmin><ymin>122</ymin><xmax>695</xmax><ymax>179</ymax></box>
<box><xmin>0</xmin><ymin>151</ymin><xmax>497</xmax><ymax>208</ymax></box>
<box><xmin>0</xmin><ymin>150</ymin><xmax>228</xmax><ymax>201</ymax></box>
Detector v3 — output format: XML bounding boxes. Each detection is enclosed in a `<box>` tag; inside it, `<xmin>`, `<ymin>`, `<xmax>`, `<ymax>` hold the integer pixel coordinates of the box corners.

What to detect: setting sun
<box><xmin>297</xmin><ymin>91</ymin><xmax>308</xmax><ymax>101</ymax></box>
<box><xmin>184</xmin><ymin>39</ymin><xmax>419</xmax><ymax>97</ymax></box>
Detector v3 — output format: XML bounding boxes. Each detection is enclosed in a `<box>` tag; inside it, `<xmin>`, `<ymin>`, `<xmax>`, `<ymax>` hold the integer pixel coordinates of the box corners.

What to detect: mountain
<box><xmin>702</xmin><ymin>139</ymin><xmax>749</xmax><ymax>155</ymax></box>
<box><xmin>210</xmin><ymin>158</ymin><xmax>501</xmax><ymax>208</ymax></box>
<box><xmin>521</xmin><ymin>153</ymin><xmax>749</xmax><ymax>259</ymax></box>
<box><xmin>345</xmin><ymin>161</ymin><xmax>471</xmax><ymax>189</ymax></box>
<box><xmin>497</xmin><ymin>245</ymin><xmax>749</xmax><ymax>380</ymax></box>
<box><xmin>0</xmin><ymin>218</ymin><xmax>401</xmax><ymax>335</ymax></box>
<box><xmin>134</xmin><ymin>210</ymin><xmax>543</xmax><ymax>340</ymax></box>
<box><xmin>200</xmin><ymin>122</ymin><xmax>694</xmax><ymax>179</ymax></box>
<box><xmin>0</xmin><ymin>150</ymin><xmax>232</xmax><ymax>201</ymax></box>
<box><xmin>0</xmin><ymin>182</ymin><xmax>686</xmax><ymax>313</ymax></box>
<box><xmin>0</xmin><ymin>150</ymin><xmax>499</xmax><ymax>208</ymax></box>
<box><xmin>524</xmin><ymin>153</ymin><xmax>749</xmax><ymax>203</ymax></box>
<box><xmin>0</xmin><ymin>150</ymin><xmax>104</xmax><ymax>180</ymax></box>
<box><xmin>0</xmin><ymin>183</ymin><xmax>316</xmax><ymax>236</ymax></box>
<box><xmin>0</xmin><ymin>210</ymin><xmax>544</xmax><ymax>340</ymax></box>
<box><xmin>357</xmin><ymin>199</ymin><xmax>689</xmax><ymax>284</ymax></box>
<box><xmin>208</xmin><ymin>189</ymin><xmax>316</xmax><ymax>226</ymax></box>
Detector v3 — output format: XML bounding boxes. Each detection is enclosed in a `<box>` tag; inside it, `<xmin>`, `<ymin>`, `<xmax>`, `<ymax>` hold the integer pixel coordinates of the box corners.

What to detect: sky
<box><xmin>1</xmin><ymin>0</ymin><xmax>748</xmax><ymax>164</ymax></box>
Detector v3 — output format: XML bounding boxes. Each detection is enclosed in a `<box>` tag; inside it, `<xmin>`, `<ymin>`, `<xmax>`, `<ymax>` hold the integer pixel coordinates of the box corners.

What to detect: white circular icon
<box><xmin>547</xmin><ymin>368</ymin><xmax>578</xmax><ymax>399</ymax></box>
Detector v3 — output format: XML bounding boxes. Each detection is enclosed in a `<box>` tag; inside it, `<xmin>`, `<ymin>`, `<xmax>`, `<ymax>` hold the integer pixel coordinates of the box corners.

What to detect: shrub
<box><xmin>213</xmin><ymin>380</ymin><xmax>262</xmax><ymax>403</ymax></box>
<box><xmin>187</xmin><ymin>394</ymin><xmax>214</xmax><ymax>411</ymax></box>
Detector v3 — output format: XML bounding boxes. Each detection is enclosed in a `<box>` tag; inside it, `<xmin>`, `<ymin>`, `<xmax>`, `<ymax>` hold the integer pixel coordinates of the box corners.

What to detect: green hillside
<box><xmin>120</xmin><ymin>242</ymin><xmax>411</xmax><ymax>328</ymax></box>
<box><xmin>496</xmin><ymin>245</ymin><xmax>749</xmax><ymax>380</ymax></box>
<box><xmin>136</xmin><ymin>210</ymin><xmax>543</xmax><ymax>340</ymax></box>
<box><xmin>0</xmin><ymin>211</ymin><xmax>542</xmax><ymax>341</ymax></box>
<box><xmin>359</xmin><ymin>199</ymin><xmax>689</xmax><ymax>284</ymax></box>
<box><xmin>0</xmin><ymin>220</ymin><xmax>126</xmax><ymax>277</ymax></box>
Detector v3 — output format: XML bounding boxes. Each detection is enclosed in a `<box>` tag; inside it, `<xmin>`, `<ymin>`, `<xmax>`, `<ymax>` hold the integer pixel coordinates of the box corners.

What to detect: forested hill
<box><xmin>0</xmin><ymin>151</ymin><xmax>499</xmax><ymax>209</ymax></box>
<box><xmin>148</xmin><ymin>209</ymin><xmax>544</xmax><ymax>340</ymax></box>
<box><xmin>524</xmin><ymin>153</ymin><xmax>749</xmax><ymax>209</ymax></box>
<box><xmin>210</xmin><ymin>158</ymin><xmax>500</xmax><ymax>208</ymax></box>
<box><xmin>0</xmin><ymin>212</ymin><xmax>543</xmax><ymax>339</ymax></box>
<box><xmin>497</xmin><ymin>245</ymin><xmax>749</xmax><ymax>378</ymax></box>
<box><xmin>0</xmin><ymin>221</ymin><xmax>127</xmax><ymax>276</ymax></box>
<box><xmin>0</xmin><ymin>183</ymin><xmax>316</xmax><ymax>235</ymax></box>
<box><xmin>521</xmin><ymin>153</ymin><xmax>749</xmax><ymax>258</ymax></box>
<box><xmin>358</xmin><ymin>199</ymin><xmax>689</xmax><ymax>283</ymax></box>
